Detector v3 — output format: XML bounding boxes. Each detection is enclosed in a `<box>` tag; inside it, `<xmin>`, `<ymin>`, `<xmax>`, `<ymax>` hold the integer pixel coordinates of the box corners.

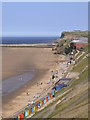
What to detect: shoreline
<box><xmin>2</xmin><ymin>47</ymin><xmax>67</xmax><ymax>118</ymax></box>
<box><xmin>0</xmin><ymin>43</ymin><xmax>56</xmax><ymax>48</ymax></box>
<box><xmin>2</xmin><ymin>69</ymin><xmax>48</xmax><ymax>103</ymax></box>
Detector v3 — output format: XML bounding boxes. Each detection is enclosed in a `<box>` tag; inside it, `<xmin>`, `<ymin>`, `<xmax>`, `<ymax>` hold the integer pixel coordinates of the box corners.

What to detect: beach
<box><xmin>2</xmin><ymin>47</ymin><xmax>67</xmax><ymax>117</ymax></box>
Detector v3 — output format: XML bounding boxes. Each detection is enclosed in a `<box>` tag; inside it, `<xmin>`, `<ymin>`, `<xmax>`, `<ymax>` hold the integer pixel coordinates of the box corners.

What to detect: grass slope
<box><xmin>32</xmin><ymin>46</ymin><xmax>88</xmax><ymax>118</ymax></box>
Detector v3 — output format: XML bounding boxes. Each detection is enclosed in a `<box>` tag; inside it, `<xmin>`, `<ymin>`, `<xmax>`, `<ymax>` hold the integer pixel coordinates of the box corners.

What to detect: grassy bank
<box><xmin>32</xmin><ymin>44</ymin><xmax>88</xmax><ymax>118</ymax></box>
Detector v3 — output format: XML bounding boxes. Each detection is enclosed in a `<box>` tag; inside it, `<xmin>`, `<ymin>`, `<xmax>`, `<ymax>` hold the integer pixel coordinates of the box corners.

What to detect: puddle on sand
<box><xmin>2</xmin><ymin>72</ymin><xmax>35</xmax><ymax>96</ymax></box>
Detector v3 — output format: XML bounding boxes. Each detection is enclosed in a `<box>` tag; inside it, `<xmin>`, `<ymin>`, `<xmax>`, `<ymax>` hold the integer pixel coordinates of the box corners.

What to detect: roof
<box><xmin>55</xmin><ymin>78</ymin><xmax>71</xmax><ymax>85</ymax></box>
<box><xmin>70</xmin><ymin>37</ymin><xmax>88</xmax><ymax>44</ymax></box>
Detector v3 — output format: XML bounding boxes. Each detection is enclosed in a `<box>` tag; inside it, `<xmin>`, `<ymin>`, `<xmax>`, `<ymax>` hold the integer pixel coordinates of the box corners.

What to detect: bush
<box><xmin>65</xmin><ymin>47</ymin><xmax>72</xmax><ymax>55</ymax></box>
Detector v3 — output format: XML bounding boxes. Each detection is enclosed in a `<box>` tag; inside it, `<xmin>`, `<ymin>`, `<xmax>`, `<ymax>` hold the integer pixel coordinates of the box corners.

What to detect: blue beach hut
<box><xmin>47</xmin><ymin>95</ymin><xmax>49</xmax><ymax>101</ymax></box>
<box><xmin>32</xmin><ymin>106</ymin><xmax>34</xmax><ymax>113</ymax></box>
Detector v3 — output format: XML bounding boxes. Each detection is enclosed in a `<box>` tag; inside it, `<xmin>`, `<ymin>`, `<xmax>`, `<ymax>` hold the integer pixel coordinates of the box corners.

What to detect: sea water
<box><xmin>2</xmin><ymin>36</ymin><xmax>58</xmax><ymax>44</ymax></box>
<box><xmin>2</xmin><ymin>72</ymin><xmax>35</xmax><ymax>96</ymax></box>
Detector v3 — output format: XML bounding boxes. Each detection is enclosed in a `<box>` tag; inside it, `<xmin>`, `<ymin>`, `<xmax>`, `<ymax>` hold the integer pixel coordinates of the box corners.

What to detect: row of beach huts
<box><xmin>13</xmin><ymin>77</ymin><xmax>71</xmax><ymax>119</ymax></box>
<box><xmin>14</xmin><ymin>90</ymin><xmax>55</xmax><ymax>119</ymax></box>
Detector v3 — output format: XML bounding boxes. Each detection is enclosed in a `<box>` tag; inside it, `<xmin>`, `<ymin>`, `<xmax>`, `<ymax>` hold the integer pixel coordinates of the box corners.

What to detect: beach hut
<box><xmin>40</xmin><ymin>100</ymin><xmax>43</xmax><ymax>106</ymax></box>
<box><xmin>37</xmin><ymin>103</ymin><xmax>38</xmax><ymax>109</ymax></box>
<box><xmin>30</xmin><ymin>108</ymin><xmax>32</xmax><ymax>113</ymax></box>
<box><xmin>24</xmin><ymin>111</ymin><xmax>26</xmax><ymax>118</ymax></box>
<box><xmin>18</xmin><ymin>114</ymin><xmax>23</xmax><ymax>120</ymax></box>
<box><xmin>43</xmin><ymin>99</ymin><xmax>44</xmax><ymax>104</ymax></box>
<box><xmin>37</xmin><ymin>103</ymin><xmax>39</xmax><ymax>108</ymax></box>
<box><xmin>47</xmin><ymin>95</ymin><xmax>49</xmax><ymax>101</ymax></box>
<box><xmin>19</xmin><ymin>113</ymin><xmax>24</xmax><ymax>119</ymax></box>
<box><xmin>34</xmin><ymin>105</ymin><xmax>35</xmax><ymax>112</ymax></box>
<box><xmin>21</xmin><ymin>113</ymin><xmax>24</xmax><ymax>119</ymax></box>
<box><xmin>43</xmin><ymin>98</ymin><xmax>45</xmax><ymax>104</ymax></box>
<box><xmin>34</xmin><ymin>105</ymin><xmax>37</xmax><ymax>112</ymax></box>
<box><xmin>32</xmin><ymin>106</ymin><xmax>34</xmax><ymax>113</ymax></box>
<box><xmin>25</xmin><ymin>109</ymin><xmax>28</xmax><ymax>117</ymax></box>
<box><xmin>45</xmin><ymin>98</ymin><xmax>46</xmax><ymax>103</ymax></box>
<box><xmin>39</xmin><ymin>102</ymin><xmax>40</xmax><ymax>107</ymax></box>
<box><xmin>18</xmin><ymin>115</ymin><xmax>20</xmax><ymax>120</ymax></box>
<box><xmin>27</xmin><ymin>109</ymin><xmax>29</xmax><ymax>116</ymax></box>
<box><xmin>52</xmin><ymin>90</ymin><xmax>55</xmax><ymax>97</ymax></box>
<box><xmin>45</xmin><ymin>97</ymin><xmax>47</xmax><ymax>103</ymax></box>
<box><xmin>35</xmin><ymin>104</ymin><xmax>37</xmax><ymax>110</ymax></box>
<box><xmin>16</xmin><ymin>116</ymin><xmax>18</xmax><ymax>120</ymax></box>
<box><xmin>49</xmin><ymin>93</ymin><xmax>52</xmax><ymax>99</ymax></box>
<box><xmin>40</xmin><ymin>100</ymin><xmax>42</xmax><ymax>106</ymax></box>
<box><xmin>29</xmin><ymin>107</ymin><xmax>30</xmax><ymax>115</ymax></box>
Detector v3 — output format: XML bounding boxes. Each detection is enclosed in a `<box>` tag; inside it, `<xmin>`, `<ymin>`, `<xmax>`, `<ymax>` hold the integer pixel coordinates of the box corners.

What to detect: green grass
<box><xmin>33</xmin><ymin>47</ymin><xmax>89</xmax><ymax>119</ymax></box>
<box><xmin>38</xmin><ymin>109</ymin><xmax>50</xmax><ymax>118</ymax></box>
<box><xmin>48</xmin><ymin>94</ymin><xmax>79</xmax><ymax>118</ymax></box>
<box><xmin>48</xmin><ymin>52</ymin><xmax>88</xmax><ymax>118</ymax></box>
<box><xmin>76</xmin><ymin>46</ymin><xmax>88</xmax><ymax>62</ymax></box>
<box><xmin>78</xmin><ymin>52</ymin><xmax>88</xmax><ymax>62</ymax></box>
<box><xmin>48</xmin><ymin>88</ymin><xmax>88</xmax><ymax>118</ymax></box>
<box><xmin>71</xmin><ymin>67</ymin><xmax>88</xmax><ymax>88</ymax></box>
<box><xmin>72</xmin><ymin>57</ymin><xmax>88</xmax><ymax>72</ymax></box>
<box><xmin>55</xmin><ymin>87</ymin><xmax>65</xmax><ymax>96</ymax></box>
<box><xmin>33</xmin><ymin>87</ymin><xmax>71</xmax><ymax>118</ymax></box>
<box><xmin>54</xmin><ymin>97</ymin><xmax>88</xmax><ymax>118</ymax></box>
<box><xmin>76</xmin><ymin>51</ymin><xmax>82</xmax><ymax>58</ymax></box>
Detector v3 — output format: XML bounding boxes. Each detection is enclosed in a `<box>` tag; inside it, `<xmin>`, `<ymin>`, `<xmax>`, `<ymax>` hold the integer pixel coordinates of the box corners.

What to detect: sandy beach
<box><xmin>2</xmin><ymin>47</ymin><xmax>67</xmax><ymax>117</ymax></box>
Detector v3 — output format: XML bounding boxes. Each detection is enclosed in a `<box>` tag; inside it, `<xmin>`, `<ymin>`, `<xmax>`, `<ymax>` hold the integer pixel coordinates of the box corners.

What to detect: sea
<box><xmin>1</xmin><ymin>36</ymin><xmax>58</xmax><ymax>44</ymax></box>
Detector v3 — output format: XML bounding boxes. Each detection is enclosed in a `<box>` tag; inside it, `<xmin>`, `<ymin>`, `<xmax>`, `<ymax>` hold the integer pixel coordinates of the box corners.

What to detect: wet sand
<box><xmin>2</xmin><ymin>47</ymin><xmax>60</xmax><ymax>117</ymax></box>
<box><xmin>2</xmin><ymin>47</ymin><xmax>57</xmax><ymax>80</ymax></box>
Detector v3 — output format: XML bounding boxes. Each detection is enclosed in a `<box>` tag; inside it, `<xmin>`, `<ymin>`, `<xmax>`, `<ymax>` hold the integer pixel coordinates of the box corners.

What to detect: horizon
<box><xmin>2</xmin><ymin>29</ymin><xmax>88</xmax><ymax>38</ymax></box>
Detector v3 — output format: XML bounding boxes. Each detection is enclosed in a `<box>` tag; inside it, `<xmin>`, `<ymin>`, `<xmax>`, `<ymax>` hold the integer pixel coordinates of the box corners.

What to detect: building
<box><xmin>70</xmin><ymin>37</ymin><xmax>88</xmax><ymax>49</ymax></box>
<box><xmin>54</xmin><ymin>78</ymin><xmax>70</xmax><ymax>91</ymax></box>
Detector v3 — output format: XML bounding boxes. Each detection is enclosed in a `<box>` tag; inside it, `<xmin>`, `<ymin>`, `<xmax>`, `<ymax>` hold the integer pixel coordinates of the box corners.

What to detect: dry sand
<box><xmin>2</xmin><ymin>47</ymin><xmax>62</xmax><ymax>117</ymax></box>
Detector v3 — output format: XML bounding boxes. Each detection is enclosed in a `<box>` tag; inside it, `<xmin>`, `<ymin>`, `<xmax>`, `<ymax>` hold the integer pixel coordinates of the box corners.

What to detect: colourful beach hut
<box><xmin>18</xmin><ymin>115</ymin><xmax>20</xmax><ymax>120</ymax></box>
<box><xmin>45</xmin><ymin>98</ymin><xmax>46</xmax><ymax>103</ymax></box>
<box><xmin>32</xmin><ymin>106</ymin><xmax>34</xmax><ymax>113</ymax></box>
<box><xmin>15</xmin><ymin>116</ymin><xmax>18</xmax><ymax>120</ymax></box>
<box><xmin>19</xmin><ymin>113</ymin><xmax>24</xmax><ymax>119</ymax></box>
<box><xmin>34</xmin><ymin>105</ymin><xmax>36</xmax><ymax>112</ymax></box>
<box><xmin>47</xmin><ymin>95</ymin><xmax>49</xmax><ymax>101</ymax></box>
<box><xmin>30</xmin><ymin>108</ymin><xmax>32</xmax><ymax>113</ymax></box>
<box><xmin>21</xmin><ymin>113</ymin><xmax>24</xmax><ymax>119</ymax></box>
<box><xmin>37</xmin><ymin>103</ymin><xmax>38</xmax><ymax>109</ymax></box>
<box><xmin>27</xmin><ymin>109</ymin><xmax>29</xmax><ymax>116</ymax></box>
<box><xmin>52</xmin><ymin>90</ymin><xmax>55</xmax><ymax>97</ymax></box>
<box><xmin>49</xmin><ymin>93</ymin><xmax>52</xmax><ymax>99</ymax></box>
<box><xmin>16</xmin><ymin>116</ymin><xmax>18</xmax><ymax>120</ymax></box>
<box><xmin>19</xmin><ymin>114</ymin><xmax>22</xmax><ymax>119</ymax></box>
<box><xmin>24</xmin><ymin>111</ymin><xmax>26</xmax><ymax>118</ymax></box>
<box><xmin>43</xmin><ymin>98</ymin><xmax>45</xmax><ymax>104</ymax></box>
<box><xmin>35</xmin><ymin>104</ymin><xmax>37</xmax><ymax>110</ymax></box>
<box><xmin>25</xmin><ymin>109</ymin><xmax>28</xmax><ymax>117</ymax></box>
<box><xmin>42</xmin><ymin>100</ymin><xmax>43</xmax><ymax>105</ymax></box>
<box><xmin>29</xmin><ymin>108</ymin><xmax>30</xmax><ymax>115</ymax></box>
<box><xmin>45</xmin><ymin>97</ymin><xmax>47</xmax><ymax>103</ymax></box>
<box><xmin>40</xmin><ymin>100</ymin><xmax>43</xmax><ymax>106</ymax></box>
<box><xmin>37</xmin><ymin>102</ymin><xmax>40</xmax><ymax>108</ymax></box>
